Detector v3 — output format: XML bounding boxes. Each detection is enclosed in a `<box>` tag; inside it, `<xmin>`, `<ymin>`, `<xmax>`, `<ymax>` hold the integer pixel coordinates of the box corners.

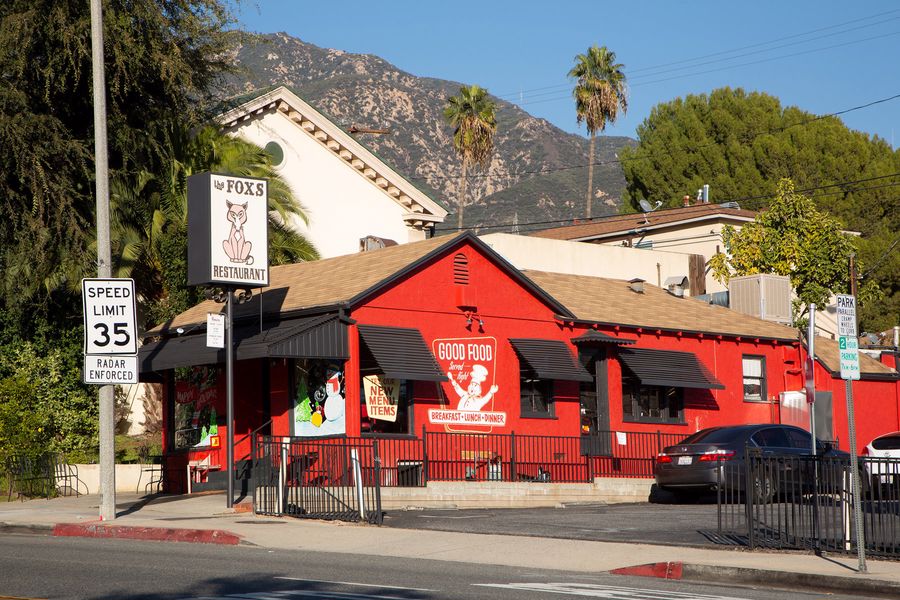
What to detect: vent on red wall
<box><xmin>453</xmin><ymin>253</ymin><xmax>469</xmax><ymax>285</ymax></box>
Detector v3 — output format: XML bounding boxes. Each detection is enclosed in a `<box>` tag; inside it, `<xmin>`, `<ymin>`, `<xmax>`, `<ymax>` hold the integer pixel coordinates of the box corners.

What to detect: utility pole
<box><xmin>90</xmin><ymin>0</ymin><xmax>116</xmax><ymax>521</ymax></box>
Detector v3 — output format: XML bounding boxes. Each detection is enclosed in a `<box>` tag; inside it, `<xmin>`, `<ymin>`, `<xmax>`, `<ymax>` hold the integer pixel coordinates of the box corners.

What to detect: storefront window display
<box><xmin>173</xmin><ymin>365</ymin><xmax>221</xmax><ymax>450</ymax></box>
<box><xmin>293</xmin><ymin>360</ymin><xmax>346</xmax><ymax>437</ymax></box>
<box><xmin>361</xmin><ymin>376</ymin><xmax>412</xmax><ymax>435</ymax></box>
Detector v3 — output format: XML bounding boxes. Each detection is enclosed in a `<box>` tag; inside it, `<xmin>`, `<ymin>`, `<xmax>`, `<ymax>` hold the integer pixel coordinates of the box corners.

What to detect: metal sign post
<box><xmin>836</xmin><ymin>290</ymin><xmax>866</xmax><ymax>573</ymax></box>
<box><xmin>225</xmin><ymin>289</ymin><xmax>235</xmax><ymax>509</ymax></box>
<box><xmin>806</xmin><ymin>304</ymin><xmax>816</xmax><ymax>455</ymax></box>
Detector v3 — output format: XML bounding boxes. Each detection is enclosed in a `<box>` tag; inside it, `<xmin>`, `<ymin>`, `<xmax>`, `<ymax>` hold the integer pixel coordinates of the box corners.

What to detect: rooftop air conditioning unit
<box><xmin>728</xmin><ymin>274</ymin><xmax>792</xmax><ymax>325</ymax></box>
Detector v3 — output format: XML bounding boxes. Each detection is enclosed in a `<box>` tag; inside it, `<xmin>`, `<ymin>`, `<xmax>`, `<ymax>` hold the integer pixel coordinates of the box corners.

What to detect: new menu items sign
<box><xmin>187</xmin><ymin>173</ymin><xmax>269</xmax><ymax>288</ymax></box>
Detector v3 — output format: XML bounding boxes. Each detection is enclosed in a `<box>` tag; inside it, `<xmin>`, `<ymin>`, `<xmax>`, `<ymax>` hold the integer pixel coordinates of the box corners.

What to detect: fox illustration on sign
<box><xmin>223</xmin><ymin>200</ymin><xmax>254</xmax><ymax>264</ymax></box>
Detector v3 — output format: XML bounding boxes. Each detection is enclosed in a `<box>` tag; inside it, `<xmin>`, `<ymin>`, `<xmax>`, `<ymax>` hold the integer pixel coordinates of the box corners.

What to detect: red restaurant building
<box><xmin>139</xmin><ymin>233</ymin><xmax>900</xmax><ymax>491</ymax></box>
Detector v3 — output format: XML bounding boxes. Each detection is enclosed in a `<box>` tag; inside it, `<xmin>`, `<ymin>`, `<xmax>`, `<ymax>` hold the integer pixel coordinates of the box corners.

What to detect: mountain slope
<box><xmin>223</xmin><ymin>32</ymin><xmax>635</xmax><ymax>231</ymax></box>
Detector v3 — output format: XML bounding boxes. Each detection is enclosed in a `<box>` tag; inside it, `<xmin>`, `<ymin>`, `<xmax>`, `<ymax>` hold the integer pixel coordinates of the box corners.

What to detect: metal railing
<box><xmin>715</xmin><ymin>451</ymin><xmax>900</xmax><ymax>559</ymax></box>
<box><xmin>4</xmin><ymin>454</ymin><xmax>83</xmax><ymax>500</ymax></box>
<box><xmin>588</xmin><ymin>430</ymin><xmax>687</xmax><ymax>478</ymax></box>
<box><xmin>253</xmin><ymin>436</ymin><xmax>382</xmax><ymax>524</ymax></box>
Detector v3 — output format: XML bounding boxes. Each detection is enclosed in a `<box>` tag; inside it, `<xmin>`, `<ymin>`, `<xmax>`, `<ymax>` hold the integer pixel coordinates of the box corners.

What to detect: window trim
<box><xmin>742</xmin><ymin>354</ymin><xmax>768</xmax><ymax>403</ymax></box>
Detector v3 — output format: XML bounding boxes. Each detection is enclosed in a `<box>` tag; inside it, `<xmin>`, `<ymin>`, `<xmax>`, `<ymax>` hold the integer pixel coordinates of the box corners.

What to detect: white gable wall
<box><xmin>231</xmin><ymin>111</ymin><xmax>426</xmax><ymax>259</ymax></box>
<box><xmin>480</xmin><ymin>233</ymin><xmax>695</xmax><ymax>292</ymax></box>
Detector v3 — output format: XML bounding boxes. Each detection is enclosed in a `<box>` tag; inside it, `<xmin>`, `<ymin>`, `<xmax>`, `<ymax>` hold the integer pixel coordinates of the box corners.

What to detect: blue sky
<box><xmin>234</xmin><ymin>1</ymin><xmax>900</xmax><ymax>148</ymax></box>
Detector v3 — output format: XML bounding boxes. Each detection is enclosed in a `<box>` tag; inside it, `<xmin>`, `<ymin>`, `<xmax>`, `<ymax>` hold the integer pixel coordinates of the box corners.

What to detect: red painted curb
<box><xmin>610</xmin><ymin>561</ymin><xmax>684</xmax><ymax>580</ymax></box>
<box><xmin>52</xmin><ymin>522</ymin><xmax>242</xmax><ymax>545</ymax></box>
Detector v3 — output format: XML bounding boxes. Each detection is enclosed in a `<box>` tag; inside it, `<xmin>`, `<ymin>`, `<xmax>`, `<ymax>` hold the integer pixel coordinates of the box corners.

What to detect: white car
<box><xmin>863</xmin><ymin>431</ymin><xmax>900</xmax><ymax>487</ymax></box>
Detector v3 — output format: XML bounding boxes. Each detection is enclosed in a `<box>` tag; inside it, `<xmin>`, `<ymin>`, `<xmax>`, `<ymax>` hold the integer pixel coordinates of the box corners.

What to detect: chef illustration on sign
<box><xmin>448</xmin><ymin>364</ymin><xmax>499</xmax><ymax>411</ymax></box>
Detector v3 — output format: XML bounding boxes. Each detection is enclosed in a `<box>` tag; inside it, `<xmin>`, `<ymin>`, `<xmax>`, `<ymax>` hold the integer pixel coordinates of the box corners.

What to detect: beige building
<box><xmin>217</xmin><ymin>86</ymin><xmax>448</xmax><ymax>258</ymax></box>
<box><xmin>530</xmin><ymin>202</ymin><xmax>757</xmax><ymax>294</ymax></box>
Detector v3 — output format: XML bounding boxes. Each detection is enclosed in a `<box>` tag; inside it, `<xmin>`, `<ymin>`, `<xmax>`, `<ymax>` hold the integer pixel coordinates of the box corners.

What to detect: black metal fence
<box><xmin>253</xmin><ymin>436</ymin><xmax>383</xmax><ymax>524</ymax></box>
<box><xmin>715</xmin><ymin>451</ymin><xmax>900</xmax><ymax>559</ymax></box>
<box><xmin>251</xmin><ymin>428</ymin><xmax>687</xmax><ymax>521</ymax></box>
<box><xmin>4</xmin><ymin>454</ymin><xmax>83</xmax><ymax>500</ymax></box>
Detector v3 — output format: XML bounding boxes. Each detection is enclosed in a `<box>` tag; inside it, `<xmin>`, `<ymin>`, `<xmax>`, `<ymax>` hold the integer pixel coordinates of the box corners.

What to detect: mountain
<box><xmin>222</xmin><ymin>32</ymin><xmax>635</xmax><ymax>232</ymax></box>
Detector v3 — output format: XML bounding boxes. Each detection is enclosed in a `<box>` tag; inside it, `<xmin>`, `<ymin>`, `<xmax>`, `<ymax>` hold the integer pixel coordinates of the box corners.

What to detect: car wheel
<box><xmin>752</xmin><ymin>471</ymin><xmax>774</xmax><ymax>504</ymax></box>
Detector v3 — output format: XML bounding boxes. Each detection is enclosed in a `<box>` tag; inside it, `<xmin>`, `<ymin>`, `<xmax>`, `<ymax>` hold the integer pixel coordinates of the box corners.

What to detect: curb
<box><xmin>0</xmin><ymin>521</ymin><xmax>54</xmax><ymax>536</ymax></box>
<box><xmin>612</xmin><ymin>562</ymin><xmax>900</xmax><ymax>598</ymax></box>
<box><xmin>52</xmin><ymin>522</ymin><xmax>243</xmax><ymax>546</ymax></box>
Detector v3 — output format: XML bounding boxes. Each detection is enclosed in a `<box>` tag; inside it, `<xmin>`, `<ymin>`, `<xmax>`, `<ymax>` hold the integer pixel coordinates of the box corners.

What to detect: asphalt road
<box><xmin>0</xmin><ymin>534</ymin><xmax>875</xmax><ymax>600</ymax></box>
<box><xmin>382</xmin><ymin>501</ymin><xmax>726</xmax><ymax>547</ymax></box>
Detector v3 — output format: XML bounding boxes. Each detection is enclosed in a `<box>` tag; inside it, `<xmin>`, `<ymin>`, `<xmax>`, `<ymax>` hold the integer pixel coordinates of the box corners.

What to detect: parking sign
<box><xmin>835</xmin><ymin>294</ymin><xmax>860</xmax><ymax>381</ymax></box>
<box><xmin>82</xmin><ymin>278</ymin><xmax>138</xmax><ymax>355</ymax></box>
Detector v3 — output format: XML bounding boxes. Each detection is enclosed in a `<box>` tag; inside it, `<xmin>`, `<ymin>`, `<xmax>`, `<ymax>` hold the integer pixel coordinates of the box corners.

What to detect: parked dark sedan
<box><xmin>654</xmin><ymin>424</ymin><xmax>846</xmax><ymax>501</ymax></box>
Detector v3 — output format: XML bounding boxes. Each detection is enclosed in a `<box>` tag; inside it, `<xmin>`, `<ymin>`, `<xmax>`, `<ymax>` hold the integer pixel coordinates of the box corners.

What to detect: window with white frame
<box><xmin>742</xmin><ymin>355</ymin><xmax>766</xmax><ymax>402</ymax></box>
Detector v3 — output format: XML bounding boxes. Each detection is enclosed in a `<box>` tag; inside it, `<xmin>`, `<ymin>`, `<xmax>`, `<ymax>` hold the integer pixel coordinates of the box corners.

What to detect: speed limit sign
<box><xmin>82</xmin><ymin>278</ymin><xmax>138</xmax><ymax>355</ymax></box>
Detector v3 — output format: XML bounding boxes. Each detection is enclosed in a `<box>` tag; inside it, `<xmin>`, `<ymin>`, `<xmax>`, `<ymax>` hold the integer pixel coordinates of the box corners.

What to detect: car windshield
<box><xmin>680</xmin><ymin>428</ymin><xmax>744</xmax><ymax>444</ymax></box>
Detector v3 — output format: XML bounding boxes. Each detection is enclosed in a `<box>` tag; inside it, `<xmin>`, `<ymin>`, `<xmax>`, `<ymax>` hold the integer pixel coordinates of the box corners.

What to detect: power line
<box><xmin>861</xmin><ymin>234</ymin><xmax>900</xmax><ymax>279</ymax></box>
<box><xmin>436</xmin><ymin>173</ymin><xmax>900</xmax><ymax>234</ymax></box>
<box><xmin>415</xmin><ymin>91</ymin><xmax>900</xmax><ymax>183</ymax></box>
<box><xmin>516</xmin><ymin>29</ymin><xmax>900</xmax><ymax>107</ymax></box>
<box><xmin>494</xmin><ymin>9</ymin><xmax>900</xmax><ymax>101</ymax></box>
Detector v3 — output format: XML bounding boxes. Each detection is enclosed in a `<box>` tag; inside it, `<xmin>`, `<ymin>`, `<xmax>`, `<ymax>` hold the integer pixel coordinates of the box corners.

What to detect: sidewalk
<box><xmin>2</xmin><ymin>493</ymin><xmax>900</xmax><ymax>597</ymax></box>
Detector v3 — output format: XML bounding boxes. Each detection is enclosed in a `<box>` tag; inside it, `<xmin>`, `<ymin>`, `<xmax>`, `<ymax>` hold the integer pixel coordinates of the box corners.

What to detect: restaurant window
<box><xmin>172</xmin><ymin>365</ymin><xmax>221</xmax><ymax>450</ymax></box>
<box><xmin>742</xmin><ymin>355</ymin><xmax>766</xmax><ymax>403</ymax></box>
<box><xmin>622</xmin><ymin>378</ymin><xmax>684</xmax><ymax>424</ymax></box>
<box><xmin>520</xmin><ymin>377</ymin><xmax>554</xmax><ymax>418</ymax></box>
<box><xmin>292</xmin><ymin>359</ymin><xmax>346</xmax><ymax>437</ymax></box>
<box><xmin>361</xmin><ymin>377</ymin><xmax>413</xmax><ymax>435</ymax></box>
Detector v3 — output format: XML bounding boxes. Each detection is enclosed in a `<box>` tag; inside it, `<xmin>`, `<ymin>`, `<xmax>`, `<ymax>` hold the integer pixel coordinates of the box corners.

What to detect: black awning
<box><xmin>570</xmin><ymin>330</ymin><xmax>636</xmax><ymax>345</ymax></box>
<box><xmin>139</xmin><ymin>313</ymin><xmax>348</xmax><ymax>373</ymax></box>
<box><xmin>617</xmin><ymin>347</ymin><xmax>725</xmax><ymax>390</ymax></box>
<box><xmin>509</xmin><ymin>338</ymin><xmax>593</xmax><ymax>382</ymax></box>
<box><xmin>357</xmin><ymin>324</ymin><xmax>447</xmax><ymax>382</ymax></box>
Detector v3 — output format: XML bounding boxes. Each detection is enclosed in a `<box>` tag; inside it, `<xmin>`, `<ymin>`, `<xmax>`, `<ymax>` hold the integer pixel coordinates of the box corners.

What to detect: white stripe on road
<box><xmin>275</xmin><ymin>577</ymin><xmax>435</xmax><ymax>591</ymax></box>
<box><xmin>185</xmin><ymin>591</ymin><xmax>420</xmax><ymax>600</ymax></box>
<box><xmin>474</xmin><ymin>582</ymin><xmax>750</xmax><ymax>599</ymax></box>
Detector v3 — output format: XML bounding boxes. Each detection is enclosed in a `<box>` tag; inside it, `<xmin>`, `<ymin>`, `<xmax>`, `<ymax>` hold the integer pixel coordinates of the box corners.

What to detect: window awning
<box><xmin>139</xmin><ymin>313</ymin><xmax>349</xmax><ymax>373</ymax></box>
<box><xmin>617</xmin><ymin>347</ymin><xmax>725</xmax><ymax>390</ymax></box>
<box><xmin>570</xmin><ymin>330</ymin><xmax>636</xmax><ymax>345</ymax></box>
<box><xmin>508</xmin><ymin>338</ymin><xmax>593</xmax><ymax>382</ymax></box>
<box><xmin>357</xmin><ymin>324</ymin><xmax>447</xmax><ymax>382</ymax></box>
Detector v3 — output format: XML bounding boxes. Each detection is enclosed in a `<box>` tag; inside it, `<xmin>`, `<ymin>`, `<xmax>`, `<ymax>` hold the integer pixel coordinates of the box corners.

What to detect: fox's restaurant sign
<box><xmin>187</xmin><ymin>173</ymin><xmax>269</xmax><ymax>288</ymax></box>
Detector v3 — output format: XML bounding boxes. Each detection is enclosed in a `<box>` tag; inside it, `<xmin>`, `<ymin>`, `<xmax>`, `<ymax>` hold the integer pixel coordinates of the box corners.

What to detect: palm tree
<box><xmin>569</xmin><ymin>45</ymin><xmax>627</xmax><ymax>219</ymax></box>
<box><xmin>443</xmin><ymin>85</ymin><xmax>497</xmax><ymax>230</ymax></box>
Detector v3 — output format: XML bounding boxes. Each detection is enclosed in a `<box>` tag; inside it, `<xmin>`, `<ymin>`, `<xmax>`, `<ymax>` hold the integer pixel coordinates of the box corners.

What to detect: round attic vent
<box><xmin>264</xmin><ymin>141</ymin><xmax>285</xmax><ymax>167</ymax></box>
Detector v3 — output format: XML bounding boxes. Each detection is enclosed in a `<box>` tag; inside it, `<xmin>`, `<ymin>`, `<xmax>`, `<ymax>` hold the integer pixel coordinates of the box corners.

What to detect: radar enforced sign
<box><xmin>82</xmin><ymin>278</ymin><xmax>139</xmax><ymax>384</ymax></box>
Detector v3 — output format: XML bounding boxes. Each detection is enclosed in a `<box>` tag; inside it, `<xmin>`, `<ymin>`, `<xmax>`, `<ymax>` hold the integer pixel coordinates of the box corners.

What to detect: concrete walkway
<box><xmin>2</xmin><ymin>493</ymin><xmax>900</xmax><ymax>597</ymax></box>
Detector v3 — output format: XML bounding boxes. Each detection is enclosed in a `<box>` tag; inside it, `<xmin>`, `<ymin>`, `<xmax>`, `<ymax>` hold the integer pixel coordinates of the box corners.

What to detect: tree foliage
<box><xmin>622</xmin><ymin>87</ymin><xmax>900</xmax><ymax>330</ymax></box>
<box><xmin>0</xmin><ymin>0</ymin><xmax>237</xmax><ymax>328</ymax></box>
<box><xmin>709</xmin><ymin>180</ymin><xmax>874</xmax><ymax>322</ymax></box>
<box><xmin>0</xmin><ymin>331</ymin><xmax>97</xmax><ymax>461</ymax></box>
<box><xmin>443</xmin><ymin>85</ymin><xmax>497</xmax><ymax>229</ymax></box>
<box><xmin>569</xmin><ymin>45</ymin><xmax>627</xmax><ymax>218</ymax></box>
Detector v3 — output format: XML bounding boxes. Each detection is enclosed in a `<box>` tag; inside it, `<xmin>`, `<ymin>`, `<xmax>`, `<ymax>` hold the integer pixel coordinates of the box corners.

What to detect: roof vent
<box><xmin>359</xmin><ymin>235</ymin><xmax>398</xmax><ymax>252</ymax></box>
<box><xmin>664</xmin><ymin>275</ymin><xmax>689</xmax><ymax>298</ymax></box>
<box><xmin>628</xmin><ymin>278</ymin><xmax>645</xmax><ymax>294</ymax></box>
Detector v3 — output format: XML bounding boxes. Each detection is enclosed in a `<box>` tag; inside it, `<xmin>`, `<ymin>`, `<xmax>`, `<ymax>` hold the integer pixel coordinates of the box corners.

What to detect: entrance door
<box><xmin>579</xmin><ymin>348</ymin><xmax>611</xmax><ymax>456</ymax></box>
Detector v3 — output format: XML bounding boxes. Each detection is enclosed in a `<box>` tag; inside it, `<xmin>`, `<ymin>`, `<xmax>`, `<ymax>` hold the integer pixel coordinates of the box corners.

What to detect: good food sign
<box><xmin>187</xmin><ymin>173</ymin><xmax>269</xmax><ymax>288</ymax></box>
<box><xmin>429</xmin><ymin>336</ymin><xmax>506</xmax><ymax>432</ymax></box>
